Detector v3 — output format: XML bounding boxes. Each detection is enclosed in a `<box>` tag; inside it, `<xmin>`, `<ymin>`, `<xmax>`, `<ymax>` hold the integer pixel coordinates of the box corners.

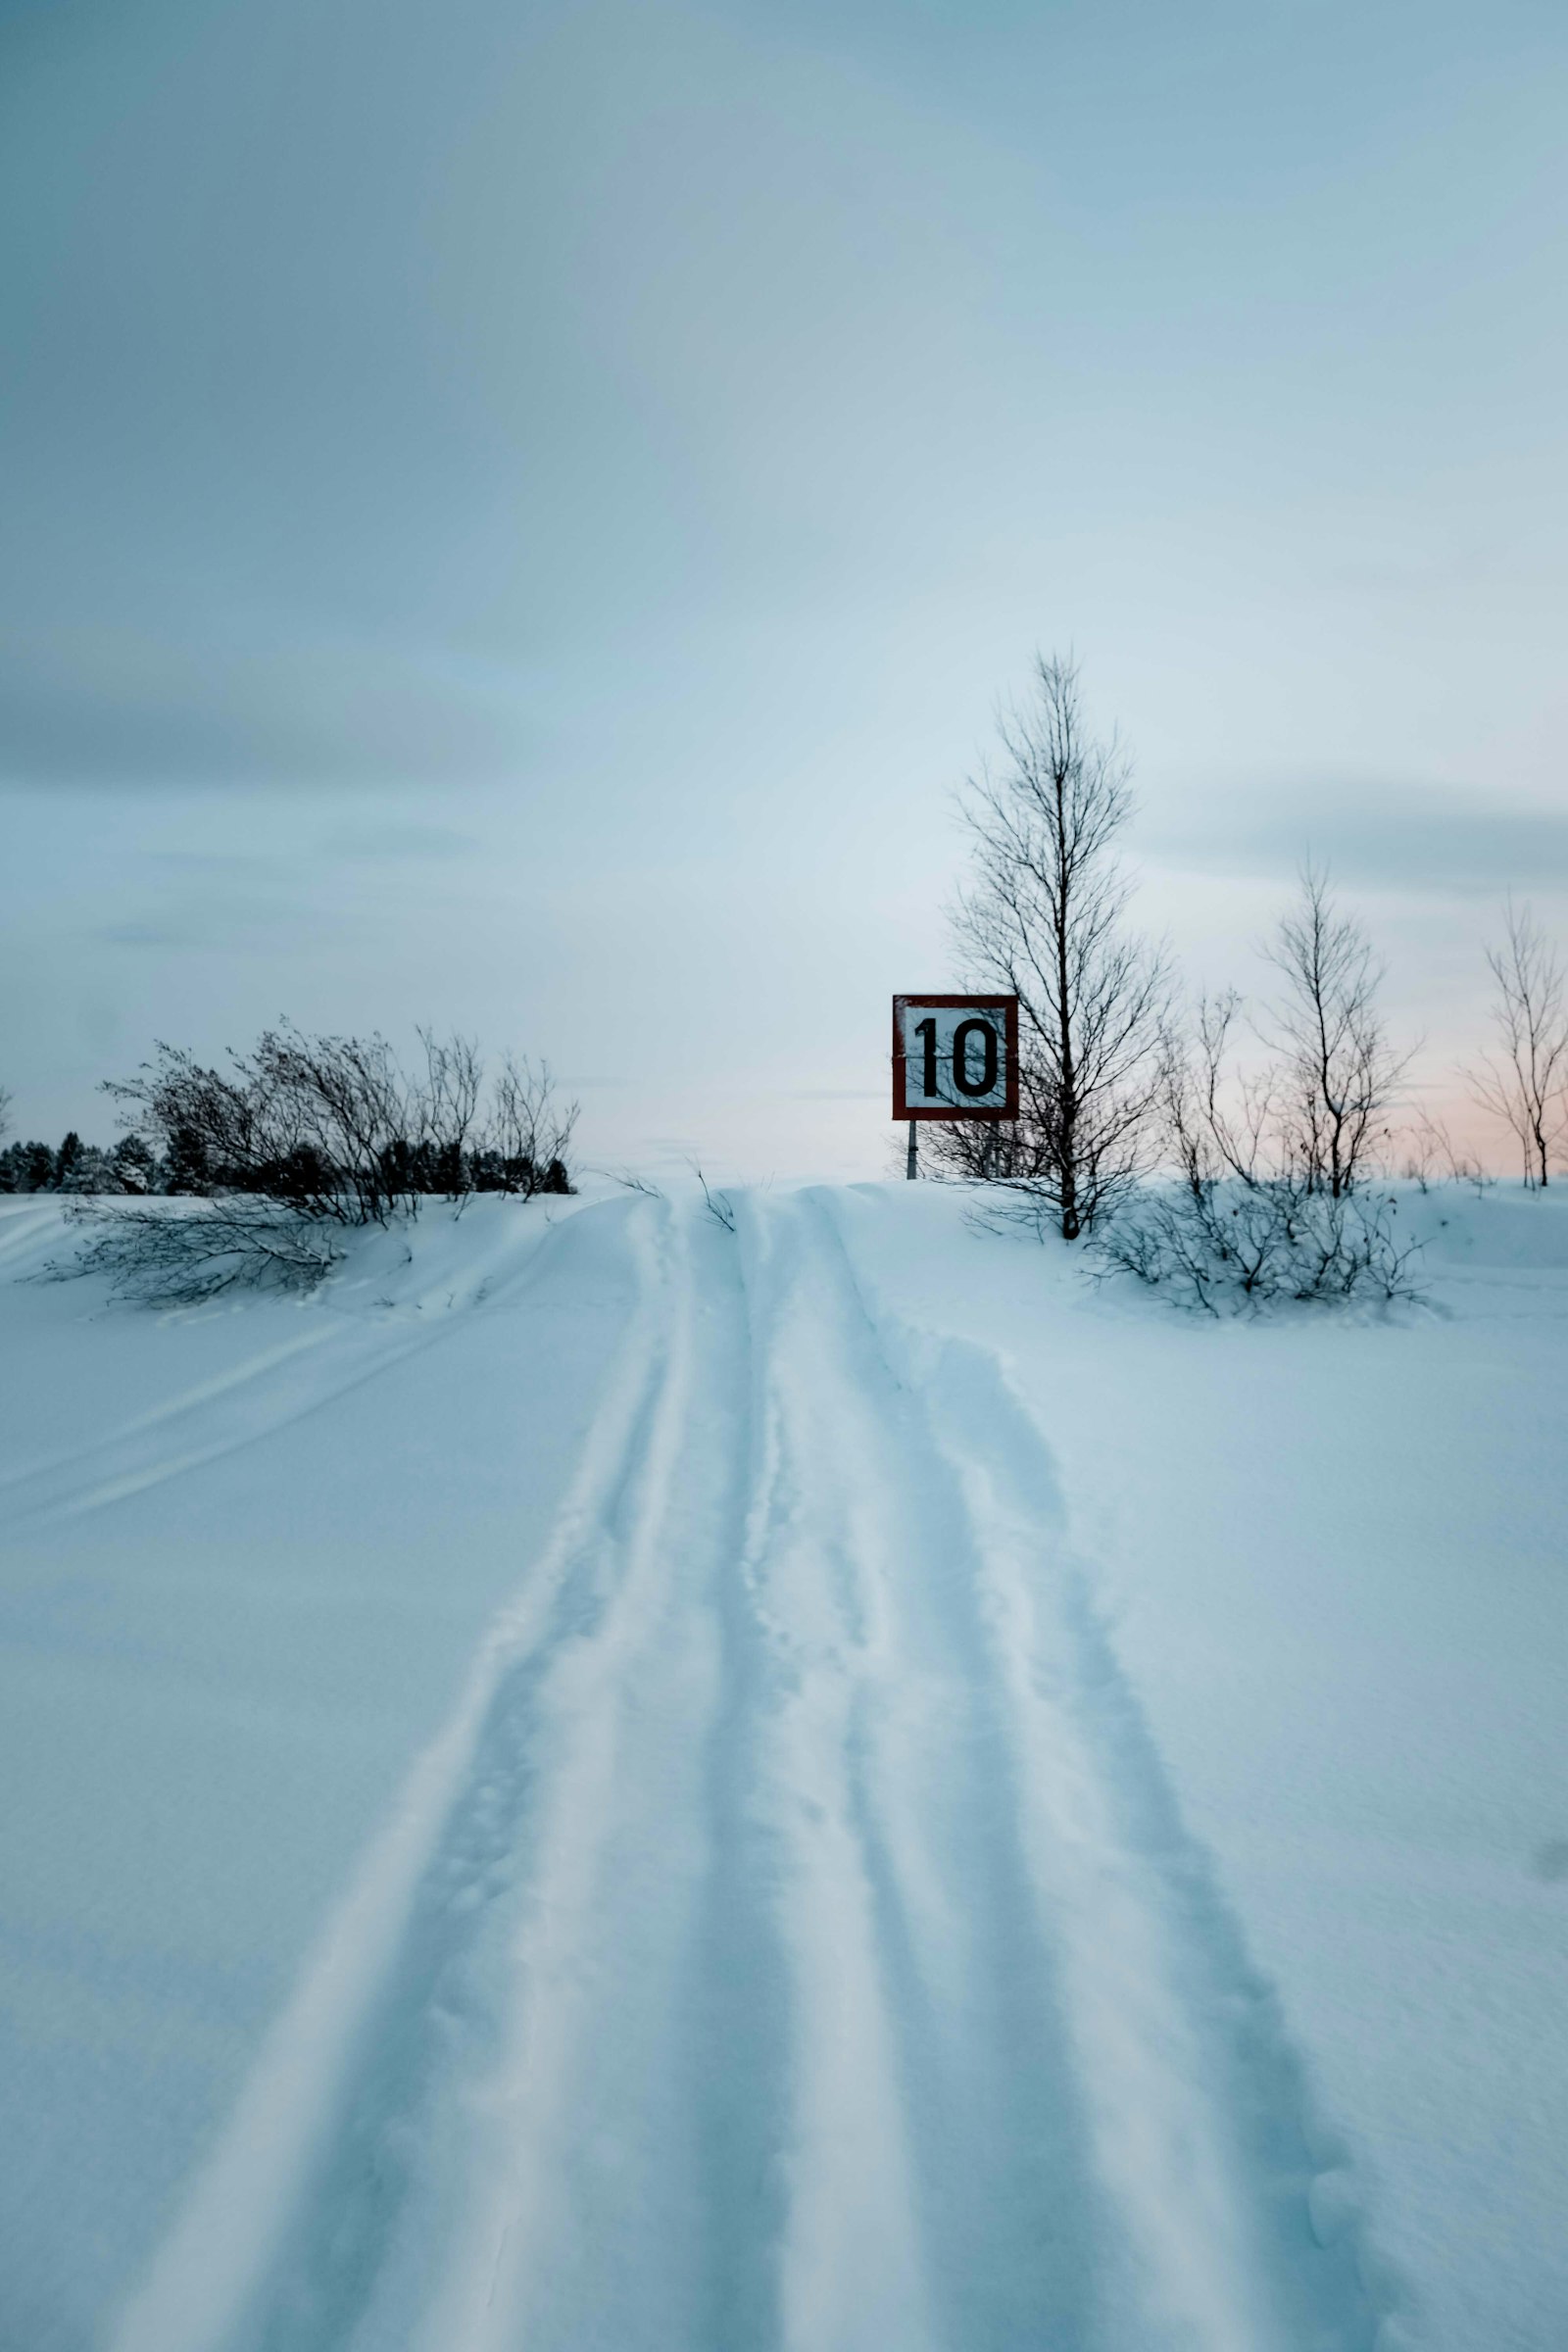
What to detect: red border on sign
<box><xmin>893</xmin><ymin>995</ymin><xmax>1020</xmax><ymax>1120</ymax></box>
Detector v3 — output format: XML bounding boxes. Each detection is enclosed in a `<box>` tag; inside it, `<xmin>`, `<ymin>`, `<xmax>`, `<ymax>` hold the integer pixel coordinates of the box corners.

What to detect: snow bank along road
<box><xmin>4</xmin><ymin>1183</ymin><xmax>1566</xmax><ymax>2349</ymax></box>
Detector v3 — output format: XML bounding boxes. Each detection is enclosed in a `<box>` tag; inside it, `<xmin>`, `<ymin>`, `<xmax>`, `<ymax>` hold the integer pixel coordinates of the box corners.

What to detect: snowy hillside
<box><xmin>2</xmin><ymin>1181</ymin><xmax>1566</xmax><ymax>2352</ymax></box>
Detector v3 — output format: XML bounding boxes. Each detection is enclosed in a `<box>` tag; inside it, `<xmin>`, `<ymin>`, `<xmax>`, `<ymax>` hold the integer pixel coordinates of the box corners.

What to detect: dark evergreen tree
<box><xmin>160</xmin><ymin>1122</ymin><xmax>211</xmax><ymax>1195</ymax></box>
<box><xmin>108</xmin><ymin>1135</ymin><xmax>157</xmax><ymax>1194</ymax></box>
<box><xmin>19</xmin><ymin>1141</ymin><xmax>55</xmax><ymax>1191</ymax></box>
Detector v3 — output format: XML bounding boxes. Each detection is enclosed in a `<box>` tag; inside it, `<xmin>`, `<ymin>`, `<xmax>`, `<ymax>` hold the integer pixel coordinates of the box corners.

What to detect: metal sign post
<box><xmin>892</xmin><ymin>995</ymin><xmax>1019</xmax><ymax>1176</ymax></box>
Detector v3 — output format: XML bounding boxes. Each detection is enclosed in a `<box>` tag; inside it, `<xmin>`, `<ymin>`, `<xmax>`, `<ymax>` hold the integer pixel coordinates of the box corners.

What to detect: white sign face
<box><xmin>893</xmin><ymin>996</ymin><xmax>1017</xmax><ymax>1117</ymax></box>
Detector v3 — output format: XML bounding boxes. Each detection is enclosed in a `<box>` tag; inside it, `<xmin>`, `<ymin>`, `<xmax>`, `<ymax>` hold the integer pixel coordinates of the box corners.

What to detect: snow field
<box><xmin>2</xmin><ymin>1181</ymin><xmax>1565</xmax><ymax>2348</ymax></box>
<box><xmin>94</xmin><ymin>1191</ymin><xmax>1380</xmax><ymax>2348</ymax></box>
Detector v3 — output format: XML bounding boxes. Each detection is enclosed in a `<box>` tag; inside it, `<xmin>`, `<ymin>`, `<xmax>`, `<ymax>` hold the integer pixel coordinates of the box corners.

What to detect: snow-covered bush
<box><xmin>61</xmin><ymin>1025</ymin><xmax>577</xmax><ymax>1302</ymax></box>
<box><xmin>1093</xmin><ymin>1174</ymin><xmax>1422</xmax><ymax>1314</ymax></box>
<box><xmin>1091</xmin><ymin>961</ymin><xmax>1424</xmax><ymax>1314</ymax></box>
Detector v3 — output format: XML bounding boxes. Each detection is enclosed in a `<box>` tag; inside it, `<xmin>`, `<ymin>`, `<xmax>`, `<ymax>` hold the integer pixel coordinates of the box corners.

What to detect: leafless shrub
<box><xmin>60</xmin><ymin>1199</ymin><xmax>342</xmax><ymax>1304</ymax></box>
<box><xmin>101</xmin><ymin>1025</ymin><xmax>576</xmax><ymax>1221</ymax></box>
<box><xmin>479</xmin><ymin>1054</ymin><xmax>578</xmax><ymax>1198</ymax></box>
<box><xmin>71</xmin><ymin>1023</ymin><xmax>575</xmax><ymax>1301</ymax></box>
<box><xmin>415</xmin><ymin>1030</ymin><xmax>484</xmax><ymax>1204</ymax></box>
<box><xmin>1466</xmin><ymin>899</ymin><xmax>1568</xmax><ymax>1188</ymax></box>
<box><xmin>1399</xmin><ymin>1106</ymin><xmax>1488</xmax><ymax>1193</ymax></box>
<box><xmin>104</xmin><ymin>1025</ymin><xmax>424</xmax><ymax>1226</ymax></box>
<box><xmin>929</xmin><ymin>654</ymin><xmax>1169</xmax><ymax>1236</ymax></box>
<box><xmin>1092</xmin><ymin>981</ymin><xmax>1424</xmax><ymax>1313</ymax></box>
<box><xmin>1095</xmin><ymin>1175</ymin><xmax>1422</xmax><ymax>1316</ymax></box>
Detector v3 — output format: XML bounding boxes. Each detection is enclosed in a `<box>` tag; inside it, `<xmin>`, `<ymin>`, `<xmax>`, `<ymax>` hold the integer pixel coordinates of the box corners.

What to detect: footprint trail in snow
<box><xmin>109</xmin><ymin>1188</ymin><xmax>1387</xmax><ymax>2352</ymax></box>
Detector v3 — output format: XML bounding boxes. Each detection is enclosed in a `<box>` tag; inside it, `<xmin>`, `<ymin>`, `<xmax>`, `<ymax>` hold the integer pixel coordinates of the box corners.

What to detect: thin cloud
<box><xmin>0</xmin><ymin>634</ymin><xmax>533</xmax><ymax>788</ymax></box>
<box><xmin>1141</xmin><ymin>780</ymin><xmax>1568</xmax><ymax>899</ymax></box>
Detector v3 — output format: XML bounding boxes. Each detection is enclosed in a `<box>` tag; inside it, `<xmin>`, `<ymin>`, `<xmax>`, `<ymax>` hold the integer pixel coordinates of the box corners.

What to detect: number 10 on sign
<box><xmin>892</xmin><ymin>995</ymin><xmax>1019</xmax><ymax>1124</ymax></box>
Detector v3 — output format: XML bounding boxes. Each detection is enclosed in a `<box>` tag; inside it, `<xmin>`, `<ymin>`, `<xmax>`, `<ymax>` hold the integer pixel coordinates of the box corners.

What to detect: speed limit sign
<box><xmin>892</xmin><ymin>995</ymin><xmax>1019</xmax><ymax>1120</ymax></box>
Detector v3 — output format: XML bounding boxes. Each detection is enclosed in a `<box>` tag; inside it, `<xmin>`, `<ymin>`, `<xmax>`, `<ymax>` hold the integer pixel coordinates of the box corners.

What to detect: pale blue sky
<box><xmin>4</xmin><ymin>0</ymin><xmax>1566</xmax><ymax>1173</ymax></box>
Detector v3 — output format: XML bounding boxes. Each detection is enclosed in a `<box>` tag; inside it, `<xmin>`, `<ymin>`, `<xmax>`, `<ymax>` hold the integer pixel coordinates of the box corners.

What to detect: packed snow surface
<box><xmin>1</xmin><ymin>1180</ymin><xmax>1566</xmax><ymax>2351</ymax></box>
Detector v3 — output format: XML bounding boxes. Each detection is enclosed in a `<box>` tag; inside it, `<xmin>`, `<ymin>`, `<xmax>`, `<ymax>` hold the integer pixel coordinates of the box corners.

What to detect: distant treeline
<box><xmin>0</xmin><ymin>1128</ymin><xmax>571</xmax><ymax>1200</ymax></box>
<box><xmin>1</xmin><ymin>1131</ymin><xmax>158</xmax><ymax>1195</ymax></box>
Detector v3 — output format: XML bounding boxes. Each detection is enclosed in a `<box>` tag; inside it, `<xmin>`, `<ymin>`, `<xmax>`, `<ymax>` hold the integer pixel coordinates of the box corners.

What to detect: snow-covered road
<box><xmin>91</xmin><ymin>1189</ymin><xmax>1377</xmax><ymax>2352</ymax></box>
<box><xmin>6</xmin><ymin>1181</ymin><xmax>1567</xmax><ymax>2349</ymax></box>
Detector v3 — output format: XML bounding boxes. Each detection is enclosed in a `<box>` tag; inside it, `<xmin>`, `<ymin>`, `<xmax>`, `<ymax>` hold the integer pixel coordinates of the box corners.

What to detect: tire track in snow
<box><xmin>0</xmin><ymin>1326</ymin><xmax>339</xmax><ymax>1519</ymax></box>
<box><xmin>719</xmin><ymin>1194</ymin><xmax>949</xmax><ymax>2352</ymax></box>
<box><xmin>732</xmin><ymin>1189</ymin><xmax>1095</xmax><ymax>2352</ymax></box>
<box><xmin>105</xmin><ymin>1180</ymin><xmax>1395</xmax><ymax>2352</ymax></box>
<box><xmin>399</xmin><ymin>1198</ymin><xmax>736</xmax><ymax>2352</ymax></box>
<box><xmin>106</xmin><ymin>1195</ymin><xmax>681</xmax><ymax>2352</ymax></box>
<box><xmin>683</xmin><ymin>1205</ymin><xmax>798</xmax><ymax>2352</ymax></box>
<box><xmin>0</xmin><ymin>1208</ymin><xmax>574</xmax><ymax>1531</ymax></box>
<box><xmin>815</xmin><ymin>1183</ymin><xmax>1393</xmax><ymax>2349</ymax></box>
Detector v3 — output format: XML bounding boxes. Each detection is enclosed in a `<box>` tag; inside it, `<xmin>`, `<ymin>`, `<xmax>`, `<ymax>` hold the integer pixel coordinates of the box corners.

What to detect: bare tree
<box><xmin>1467</xmin><ymin>900</ymin><xmax>1568</xmax><ymax>1187</ymax></box>
<box><xmin>0</xmin><ymin>1085</ymin><xmax>12</xmax><ymax>1150</ymax></box>
<box><xmin>1263</xmin><ymin>864</ymin><xmax>1405</xmax><ymax>1197</ymax></box>
<box><xmin>938</xmin><ymin>654</ymin><xmax>1168</xmax><ymax>1237</ymax></box>
<box><xmin>1178</xmin><ymin>990</ymin><xmax>1277</xmax><ymax>1185</ymax></box>
<box><xmin>483</xmin><ymin>1054</ymin><xmax>578</xmax><ymax>1196</ymax></box>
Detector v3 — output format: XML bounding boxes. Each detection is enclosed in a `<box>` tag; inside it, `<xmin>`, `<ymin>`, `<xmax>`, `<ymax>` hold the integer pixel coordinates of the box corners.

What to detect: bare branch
<box><xmin>482</xmin><ymin>1054</ymin><xmax>579</xmax><ymax>1198</ymax></box>
<box><xmin>1259</xmin><ymin>864</ymin><xmax>1408</xmax><ymax>1197</ymax></box>
<box><xmin>1465</xmin><ymin>899</ymin><xmax>1568</xmax><ymax>1187</ymax></box>
<box><xmin>57</xmin><ymin>1199</ymin><xmax>342</xmax><ymax>1303</ymax></box>
<box><xmin>689</xmin><ymin>1161</ymin><xmax>737</xmax><ymax>1233</ymax></box>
